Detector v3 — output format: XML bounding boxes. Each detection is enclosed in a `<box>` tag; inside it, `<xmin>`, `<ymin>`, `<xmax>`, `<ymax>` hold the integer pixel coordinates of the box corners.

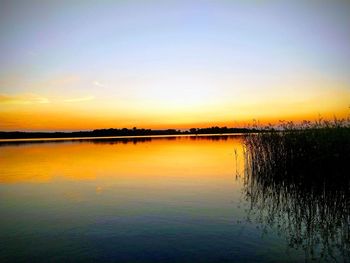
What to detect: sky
<box><xmin>0</xmin><ymin>0</ymin><xmax>349</xmax><ymax>131</ymax></box>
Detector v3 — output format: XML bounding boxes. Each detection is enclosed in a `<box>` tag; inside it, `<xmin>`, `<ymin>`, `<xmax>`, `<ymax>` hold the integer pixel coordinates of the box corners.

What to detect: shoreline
<box><xmin>0</xmin><ymin>133</ymin><xmax>245</xmax><ymax>143</ymax></box>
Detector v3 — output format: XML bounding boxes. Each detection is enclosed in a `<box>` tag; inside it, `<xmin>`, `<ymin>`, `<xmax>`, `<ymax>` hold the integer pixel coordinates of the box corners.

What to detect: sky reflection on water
<box><xmin>0</xmin><ymin>136</ymin><xmax>347</xmax><ymax>262</ymax></box>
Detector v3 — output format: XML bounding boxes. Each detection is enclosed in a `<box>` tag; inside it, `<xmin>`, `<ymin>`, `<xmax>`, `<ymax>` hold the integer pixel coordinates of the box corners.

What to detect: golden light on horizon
<box><xmin>0</xmin><ymin>80</ymin><xmax>348</xmax><ymax>131</ymax></box>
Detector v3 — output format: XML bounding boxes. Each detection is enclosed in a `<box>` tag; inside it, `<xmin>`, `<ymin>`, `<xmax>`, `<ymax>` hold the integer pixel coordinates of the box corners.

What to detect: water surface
<box><xmin>0</xmin><ymin>136</ymin><xmax>346</xmax><ymax>262</ymax></box>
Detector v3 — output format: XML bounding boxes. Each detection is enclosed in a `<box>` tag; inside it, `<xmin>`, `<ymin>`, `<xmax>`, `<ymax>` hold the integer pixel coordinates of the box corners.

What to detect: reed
<box><xmin>242</xmin><ymin>118</ymin><xmax>350</xmax><ymax>261</ymax></box>
<box><xmin>244</xmin><ymin>118</ymin><xmax>350</xmax><ymax>179</ymax></box>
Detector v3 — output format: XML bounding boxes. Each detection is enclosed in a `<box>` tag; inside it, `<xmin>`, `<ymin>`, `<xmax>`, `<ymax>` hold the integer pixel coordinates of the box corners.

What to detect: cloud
<box><xmin>93</xmin><ymin>81</ymin><xmax>105</xmax><ymax>88</ymax></box>
<box><xmin>0</xmin><ymin>93</ymin><xmax>95</xmax><ymax>104</ymax></box>
<box><xmin>0</xmin><ymin>94</ymin><xmax>50</xmax><ymax>104</ymax></box>
<box><xmin>63</xmin><ymin>96</ymin><xmax>95</xmax><ymax>103</ymax></box>
<box><xmin>27</xmin><ymin>51</ymin><xmax>38</xmax><ymax>57</ymax></box>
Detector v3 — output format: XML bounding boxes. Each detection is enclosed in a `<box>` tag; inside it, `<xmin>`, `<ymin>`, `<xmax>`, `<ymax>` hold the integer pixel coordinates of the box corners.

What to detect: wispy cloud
<box><xmin>27</xmin><ymin>50</ymin><xmax>38</xmax><ymax>57</ymax></box>
<box><xmin>93</xmin><ymin>81</ymin><xmax>105</xmax><ymax>88</ymax></box>
<box><xmin>0</xmin><ymin>94</ymin><xmax>50</xmax><ymax>104</ymax></box>
<box><xmin>0</xmin><ymin>93</ymin><xmax>95</xmax><ymax>104</ymax></box>
<box><xmin>63</xmin><ymin>96</ymin><xmax>95</xmax><ymax>103</ymax></box>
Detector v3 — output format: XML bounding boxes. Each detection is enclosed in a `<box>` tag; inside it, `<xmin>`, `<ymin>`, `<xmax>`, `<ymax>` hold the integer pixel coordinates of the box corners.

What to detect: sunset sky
<box><xmin>1</xmin><ymin>0</ymin><xmax>349</xmax><ymax>131</ymax></box>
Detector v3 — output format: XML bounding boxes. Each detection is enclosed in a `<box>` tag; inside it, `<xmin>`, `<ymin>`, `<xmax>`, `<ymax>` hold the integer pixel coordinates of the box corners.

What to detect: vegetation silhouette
<box><xmin>0</xmin><ymin>127</ymin><xmax>252</xmax><ymax>140</ymax></box>
<box><xmin>241</xmin><ymin>119</ymin><xmax>350</xmax><ymax>262</ymax></box>
<box><xmin>0</xmin><ymin>134</ymin><xmax>238</xmax><ymax>147</ymax></box>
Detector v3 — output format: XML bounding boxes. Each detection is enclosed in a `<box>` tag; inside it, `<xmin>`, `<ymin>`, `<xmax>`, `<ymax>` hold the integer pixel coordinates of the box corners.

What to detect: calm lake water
<box><xmin>0</xmin><ymin>136</ymin><xmax>347</xmax><ymax>262</ymax></box>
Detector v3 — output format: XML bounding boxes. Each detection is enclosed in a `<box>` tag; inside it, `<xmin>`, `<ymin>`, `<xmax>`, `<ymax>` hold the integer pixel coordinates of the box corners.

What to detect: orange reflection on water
<box><xmin>0</xmin><ymin>136</ymin><xmax>245</xmax><ymax>189</ymax></box>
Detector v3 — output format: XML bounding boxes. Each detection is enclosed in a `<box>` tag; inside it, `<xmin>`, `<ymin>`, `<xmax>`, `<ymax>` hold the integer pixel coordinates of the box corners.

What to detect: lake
<box><xmin>0</xmin><ymin>135</ymin><xmax>348</xmax><ymax>262</ymax></box>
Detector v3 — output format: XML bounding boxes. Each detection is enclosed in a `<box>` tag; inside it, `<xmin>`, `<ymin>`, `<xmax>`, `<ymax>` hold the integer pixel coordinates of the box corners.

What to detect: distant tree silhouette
<box><xmin>0</xmin><ymin>126</ymin><xmax>251</xmax><ymax>139</ymax></box>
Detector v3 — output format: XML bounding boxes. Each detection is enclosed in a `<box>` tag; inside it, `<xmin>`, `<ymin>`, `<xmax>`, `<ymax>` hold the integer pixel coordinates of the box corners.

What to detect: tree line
<box><xmin>0</xmin><ymin>126</ymin><xmax>252</xmax><ymax>139</ymax></box>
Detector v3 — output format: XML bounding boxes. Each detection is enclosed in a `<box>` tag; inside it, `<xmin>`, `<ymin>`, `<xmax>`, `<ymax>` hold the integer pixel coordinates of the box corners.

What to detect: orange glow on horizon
<box><xmin>0</xmin><ymin>93</ymin><xmax>348</xmax><ymax>131</ymax></box>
